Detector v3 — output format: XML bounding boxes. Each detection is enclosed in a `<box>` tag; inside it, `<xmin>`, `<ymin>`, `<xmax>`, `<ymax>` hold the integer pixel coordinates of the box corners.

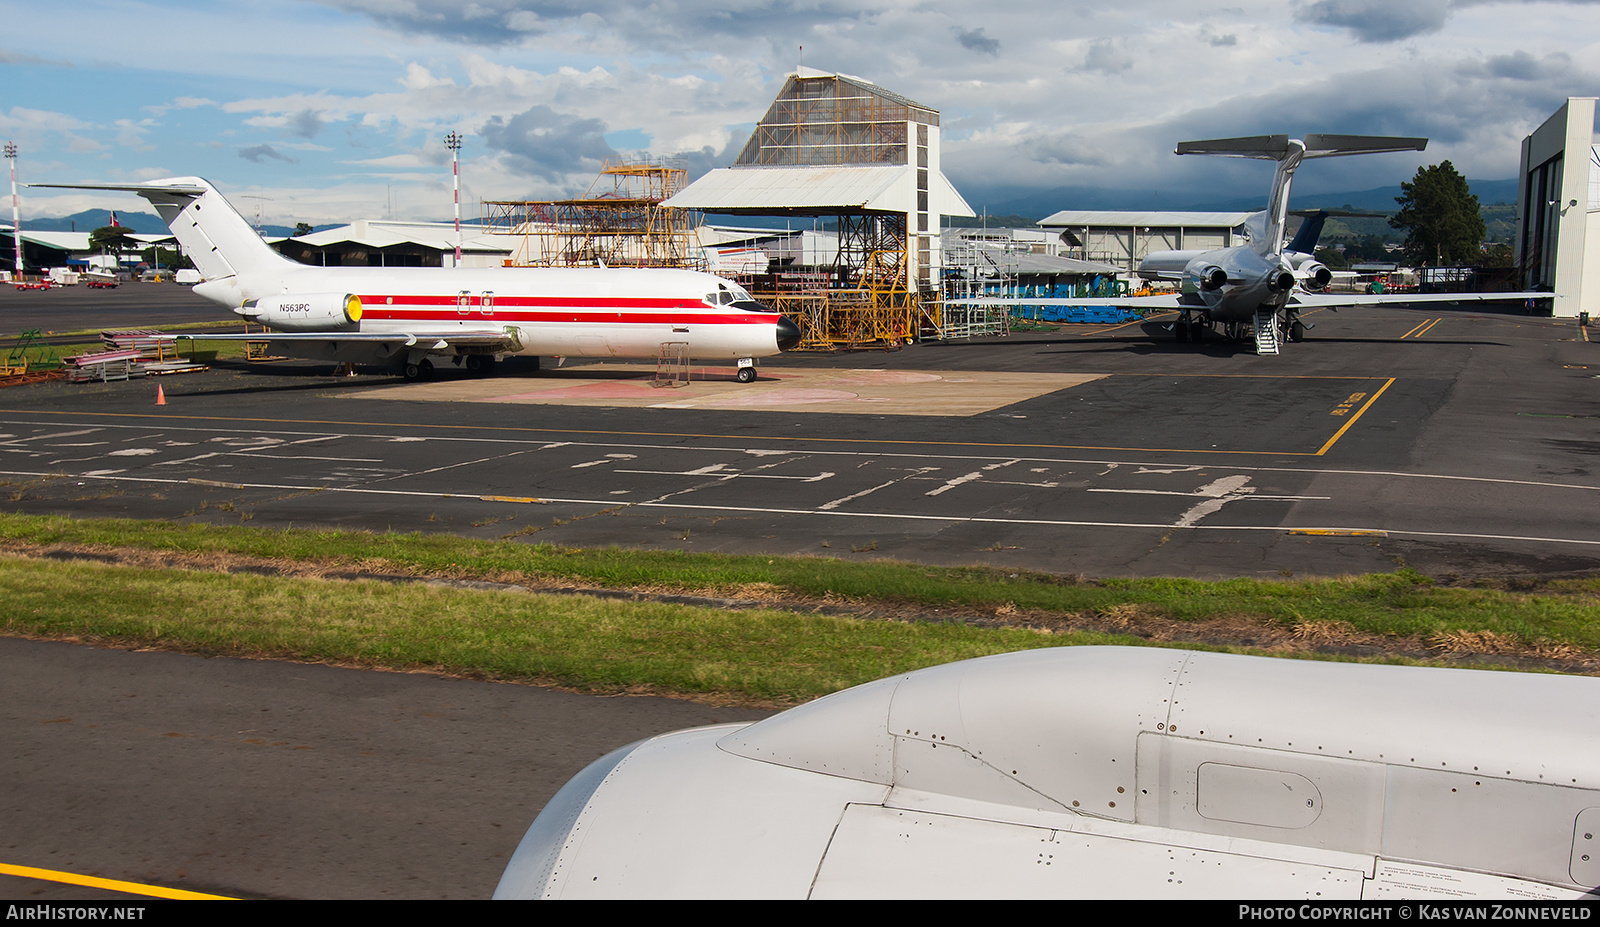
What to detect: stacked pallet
<box><xmin>64</xmin><ymin>331</ymin><xmax>210</xmax><ymax>382</ymax></box>
<box><xmin>64</xmin><ymin>349</ymin><xmax>144</xmax><ymax>383</ymax></box>
<box><xmin>100</xmin><ymin>330</ymin><xmax>209</xmax><ymax>377</ymax></box>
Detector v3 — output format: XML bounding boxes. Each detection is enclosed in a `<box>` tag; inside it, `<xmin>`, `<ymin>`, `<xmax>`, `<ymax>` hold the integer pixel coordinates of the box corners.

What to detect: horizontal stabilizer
<box><xmin>1302</xmin><ymin>134</ymin><xmax>1427</xmax><ymax>159</ymax></box>
<box><xmin>1175</xmin><ymin>135</ymin><xmax>1290</xmax><ymax>159</ymax></box>
<box><xmin>1176</xmin><ymin>134</ymin><xmax>1427</xmax><ymax>162</ymax></box>
<box><xmin>31</xmin><ymin>181</ymin><xmax>209</xmax><ymax>197</ymax></box>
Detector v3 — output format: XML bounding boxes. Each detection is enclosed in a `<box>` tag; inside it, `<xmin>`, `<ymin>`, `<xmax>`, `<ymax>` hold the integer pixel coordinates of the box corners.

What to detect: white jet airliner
<box><xmin>38</xmin><ymin>178</ymin><xmax>801</xmax><ymax>380</ymax></box>
<box><xmin>948</xmin><ymin>134</ymin><xmax>1547</xmax><ymax>355</ymax></box>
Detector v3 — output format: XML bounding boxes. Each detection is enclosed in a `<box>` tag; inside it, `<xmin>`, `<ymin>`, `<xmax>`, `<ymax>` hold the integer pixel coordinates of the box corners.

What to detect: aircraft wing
<box><xmin>945</xmin><ymin>291</ymin><xmax>1550</xmax><ymax>310</ymax></box>
<box><xmin>943</xmin><ymin>294</ymin><xmax>1192</xmax><ymax>308</ymax></box>
<box><xmin>175</xmin><ymin>329</ymin><xmax>522</xmax><ymax>350</ymax></box>
<box><xmin>1289</xmin><ymin>291</ymin><xmax>1552</xmax><ymax>308</ymax></box>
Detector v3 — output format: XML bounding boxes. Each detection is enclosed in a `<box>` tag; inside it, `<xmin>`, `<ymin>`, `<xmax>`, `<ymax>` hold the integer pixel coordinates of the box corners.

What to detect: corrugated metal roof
<box><xmin>293</xmin><ymin>220</ymin><xmax>506</xmax><ymax>253</ymax></box>
<box><xmin>1037</xmin><ymin>210</ymin><xmax>1255</xmax><ymax>228</ymax></box>
<box><xmin>666</xmin><ymin>165</ymin><xmax>974</xmax><ymax>218</ymax></box>
<box><xmin>667</xmin><ymin>165</ymin><xmax>905</xmax><ymax>212</ymax></box>
<box><xmin>944</xmin><ymin>239</ymin><xmax>1124</xmax><ymax>277</ymax></box>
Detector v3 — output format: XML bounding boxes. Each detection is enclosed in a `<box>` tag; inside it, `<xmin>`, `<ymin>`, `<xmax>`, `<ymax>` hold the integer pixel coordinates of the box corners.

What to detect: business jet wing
<box><xmin>1289</xmin><ymin>291</ymin><xmax>1551</xmax><ymax>308</ymax></box>
<box><xmin>946</xmin><ymin>291</ymin><xmax>1550</xmax><ymax>311</ymax></box>
<box><xmin>943</xmin><ymin>294</ymin><xmax>1193</xmax><ymax>309</ymax></box>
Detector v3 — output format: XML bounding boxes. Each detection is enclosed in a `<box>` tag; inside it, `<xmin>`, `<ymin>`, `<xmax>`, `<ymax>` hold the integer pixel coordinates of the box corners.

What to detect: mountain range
<box><xmin>970</xmin><ymin>178</ymin><xmax>1520</xmax><ymax>219</ymax></box>
<box><xmin>21</xmin><ymin>178</ymin><xmax>1521</xmax><ymax>235</ymax></box>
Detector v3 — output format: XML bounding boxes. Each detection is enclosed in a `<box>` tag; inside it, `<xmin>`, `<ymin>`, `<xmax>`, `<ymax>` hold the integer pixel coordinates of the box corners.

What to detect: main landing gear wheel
<box><xmin>1175</xmin><ymin>321</ymin><xmax>1190</xmax><ymax>343</ymax></box>
<box><xmin>1289</xmin><ymin>320</ymin><xmax>1306</xmax><ymax>343</ymax></box>
<box><xmin>403</xmin><ymin>358</ymin><xmax>434</xmax><ymax>381</ymax></box>
<box><xmin>736</xmin><ymin>367</ymin><xmax>757</xmax><ymax>383</ymax></box>
<box><xmin>465</xmin><ymin>355</ymin><xmax>496</xmax><ymax>375</ymax></box>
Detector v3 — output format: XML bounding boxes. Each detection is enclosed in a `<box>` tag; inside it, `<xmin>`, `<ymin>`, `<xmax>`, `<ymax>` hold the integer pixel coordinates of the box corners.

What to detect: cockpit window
<box><xmin>705</xmin><ymin>282</ymin><xmax>768</xmax><ymax>312</ymax></box>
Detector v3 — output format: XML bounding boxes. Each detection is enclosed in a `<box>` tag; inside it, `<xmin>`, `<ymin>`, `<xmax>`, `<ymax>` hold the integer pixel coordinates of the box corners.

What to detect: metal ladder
<box><xmin>653</xmin><ymin>341</ymin><xmax>690</xmax><ymax>388</ymax></box>
<box><xmin>1253</xmin><ymin>310</ymin><xmax>1280</xmax><ymax>356</ymax></box>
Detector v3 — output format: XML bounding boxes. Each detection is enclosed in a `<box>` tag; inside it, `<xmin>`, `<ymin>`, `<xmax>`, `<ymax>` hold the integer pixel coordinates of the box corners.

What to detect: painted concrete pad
<box><xmin>354</xmin><ymin>365</ymin><xmax>1107</xmax><ymax>416</ymax></box>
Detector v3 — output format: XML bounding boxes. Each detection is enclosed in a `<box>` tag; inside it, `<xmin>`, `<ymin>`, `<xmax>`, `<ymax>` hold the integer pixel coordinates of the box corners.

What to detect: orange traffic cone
<box><xmin>156</xmin><ymin>384</ymin><xmax>167</xmax><ymax>406</ymax></box>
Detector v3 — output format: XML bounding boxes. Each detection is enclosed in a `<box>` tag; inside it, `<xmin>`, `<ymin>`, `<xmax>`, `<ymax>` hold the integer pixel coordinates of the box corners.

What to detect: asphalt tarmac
<box><xmin>1</xmin><ymin>284</ymin><xmax>1595</xmax><ymax>899</ymax></box>
<box><xmin>2</xmin><ymin>296</ymin><xmax>1594</xmax><ymax>579</ymax></box>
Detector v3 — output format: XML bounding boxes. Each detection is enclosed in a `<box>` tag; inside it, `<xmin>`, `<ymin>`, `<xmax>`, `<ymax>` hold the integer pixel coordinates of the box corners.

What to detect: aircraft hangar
<box><xmin>1034</xmin><ymin>210</ymin><xmax>1253</xmax><ymax>277</ymax></box>
<box><xmin>664</xmin><ymin>67</ymin><xmax>976</xmax><ymax>348</ymax></box>
<box><xmin>1516</xmin><ymin>95</ymin><xmax>1600</xmax><ymax>319</ymax></box>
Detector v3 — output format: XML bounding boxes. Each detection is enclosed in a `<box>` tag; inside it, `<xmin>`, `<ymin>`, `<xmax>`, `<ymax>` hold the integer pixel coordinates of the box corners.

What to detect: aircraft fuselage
<box><xmin>196</xmin><ymin>264</ymin><xmax>795</xmax><ymax>361</ymax></box>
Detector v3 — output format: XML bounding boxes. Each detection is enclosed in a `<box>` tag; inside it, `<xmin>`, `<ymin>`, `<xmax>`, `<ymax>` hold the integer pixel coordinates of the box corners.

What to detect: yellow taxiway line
<box><xmin>0</xmin><ymin>862</ymin><xmax>234</xmax><ymax>900</ymax></box>
<box><xmin>1315</xmin><ymin>378</ymin><xmax>1395</xmax><ymax>456</ymax></box>
<box><xmin>1401</xmin><ymin>318</ymin><xmax>1443</xmax><ymax>339</ymax></box>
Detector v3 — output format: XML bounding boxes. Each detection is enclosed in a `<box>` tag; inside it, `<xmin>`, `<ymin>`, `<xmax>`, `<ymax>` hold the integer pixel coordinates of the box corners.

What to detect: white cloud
<box><xmin>6</xmin><ymin>1</ymin><xmax>1598</xmax><ymax>223</ymax></box>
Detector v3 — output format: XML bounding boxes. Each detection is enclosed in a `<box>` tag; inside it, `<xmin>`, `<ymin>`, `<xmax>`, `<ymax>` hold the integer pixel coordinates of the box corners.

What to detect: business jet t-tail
<box><xmin>36</xmin><ymin>178</ymin><xmax>801</xmax><ymax>380</ymax></box>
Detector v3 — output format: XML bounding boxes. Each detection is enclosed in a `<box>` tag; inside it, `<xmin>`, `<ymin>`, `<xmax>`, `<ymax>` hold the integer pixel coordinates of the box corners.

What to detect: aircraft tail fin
<box><xmin>1285</xmin><ymin>210</ymin><xmax>1329</xmax><ymax>255</ymax></box>
<box><xmin>31</xmin><ymin>178</ymin><xmax>294</xmax><ymax>284</ymax></box>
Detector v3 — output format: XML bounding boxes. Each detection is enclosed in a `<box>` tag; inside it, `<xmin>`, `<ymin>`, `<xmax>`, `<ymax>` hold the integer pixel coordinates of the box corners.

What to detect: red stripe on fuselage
<box><xmin>366</xmin><ymin>294</ymin><xmax>700</xmax><ymax>309</ymax></box>
<box><xmin>358</xmin><ymin>294</ymin><xmax>778</xmax><ymax>327</ymax></box>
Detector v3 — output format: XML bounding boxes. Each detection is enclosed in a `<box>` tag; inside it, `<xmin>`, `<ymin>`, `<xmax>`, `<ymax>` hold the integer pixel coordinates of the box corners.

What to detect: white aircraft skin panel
<box><xmin>809</xmin><ymin>803</ymin><xmax>1368</xmax><ymax>900</ymax></box>
<box><xmin>1165</xmin><ymin>652</ymin><xmax>1600</xmax><ymax>787</ymax></box>
<box><xmin>1134</xmin><ymin>733</ymin><xmax>1389</xmax><ymax>855</ymax></box>
<box><xmin>1367</xmin><ymin>862</ymin><xmax>1592</xmax><ymax>900</ymax></box>
<box><xmin>717</xmin><ymin>675</ymin><xmax>899</xmax><ymax>784</ymax></box>
<box><xmin>540</xmin><ymin>727</ymin><xmax>887</xmax><ymax>900</ymax></box>
<box><xmin>1381</xmin><ymin>766</ymin><xmax>1600</xmax><ymax>889</ymax></box>
<box><xmin>499</xmin><ymin>648</ymin><xmax>1600</xmax><ymax>898</ymax></box>
<box><xmin>885</xmin><ymin>646</ymin><xmax>1189</xmax><ymax>822</ymax></box>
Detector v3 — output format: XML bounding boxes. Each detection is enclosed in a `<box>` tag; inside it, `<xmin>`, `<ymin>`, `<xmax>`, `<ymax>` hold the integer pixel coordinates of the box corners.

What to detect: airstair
<box><xmin>1252</xmin><ymin>310</ymin><xmax>1280</xmax><ymax>356</ymax></box>
<box><xmin>653</xmin><ymin>341</ymin><xmax>690</xmax><ymax>388</ymax></box>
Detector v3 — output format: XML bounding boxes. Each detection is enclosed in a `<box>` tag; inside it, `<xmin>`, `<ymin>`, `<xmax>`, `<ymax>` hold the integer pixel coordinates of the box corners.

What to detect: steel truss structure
<box><xmin>484</xmin><ymin>160</ymin><xmax>702</xmax><ymax>269</ymax></box>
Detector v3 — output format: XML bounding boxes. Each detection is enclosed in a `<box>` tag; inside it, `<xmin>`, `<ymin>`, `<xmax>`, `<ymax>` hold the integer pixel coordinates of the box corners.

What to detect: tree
<box><xmin>88</xmin><ymin>224</ymin><xmax>139</xmax><ymax>255</ymax></box>
<box><xmin>1389</xmin><ymin>161</ymin><xmax>1486</xmax><ymax>267</ymax></box>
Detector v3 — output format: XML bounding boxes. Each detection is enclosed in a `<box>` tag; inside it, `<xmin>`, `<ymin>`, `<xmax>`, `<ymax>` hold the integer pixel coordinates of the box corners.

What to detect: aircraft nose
<box><xmin>776</xmin><ymin>316</ymin><xmax>801</xmax><ymax>351</ymax></box>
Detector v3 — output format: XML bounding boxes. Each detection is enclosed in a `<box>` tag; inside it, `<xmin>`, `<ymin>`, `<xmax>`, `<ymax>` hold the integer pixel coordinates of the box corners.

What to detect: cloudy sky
<box><xmin>4</xmin><ymin>0</ymin><xmax>1598</xmax><ymax>224</ymax></box>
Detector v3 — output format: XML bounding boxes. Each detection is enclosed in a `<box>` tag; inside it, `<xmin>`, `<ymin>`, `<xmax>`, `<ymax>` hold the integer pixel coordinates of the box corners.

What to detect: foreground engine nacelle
<box><xmin>1190</xmin><ymin>264</ymin><xmax>1228</xmax><ymax>291</ymax></box>
<box><xmin>1299</xmin><ymin>261</ymin><xmax>1333</xmax><ymax>290</ymax></box>
<box><xmin>238</xmin><ymin>293</ymin><xmax>362</xmax><ymax>331</ymax></box>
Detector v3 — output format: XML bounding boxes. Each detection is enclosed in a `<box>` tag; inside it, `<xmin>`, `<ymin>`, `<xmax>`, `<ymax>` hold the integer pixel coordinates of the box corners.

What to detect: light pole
<box><xmin>444</xmin><ymin>131</ymin><xmax>462</xmax><ymax>267</ymax></box>
<box><xmin>5</xmin><ymin>142</ymin><xmax>20</xmax><ymax>274</ymax></box>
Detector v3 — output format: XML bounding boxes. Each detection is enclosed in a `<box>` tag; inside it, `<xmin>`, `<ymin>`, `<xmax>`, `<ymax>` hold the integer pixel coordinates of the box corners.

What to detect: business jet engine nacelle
<box><xmin>1190</xmin><ymin>264</ymin><xmax>1228</xmax><ymax>291</ymax></box>
<box><xmin>1298</xmin><ymin>261</ymin><xmax>1333</xmax><ymax>290</ymax></box>
<box><xmin>238</xmin><ymin>293</ymin><xmax>362</xmax><ymax>331</ymax></box>
<box><xmin>495</xmin><ymin>647</ymin><xmax>1600</xmax><ymax>899</ymax></box>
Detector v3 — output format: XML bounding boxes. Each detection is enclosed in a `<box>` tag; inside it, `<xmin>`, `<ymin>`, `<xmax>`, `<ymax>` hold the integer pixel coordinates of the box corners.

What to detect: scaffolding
<box><xmin>484</xmin><ymin>160</ymin><xmax>702</xmax><ymax>269</ymax></box>
<box><xmin>735</xmin><ymin>73</ymin><xmax>933</xmax><ymax>168</ymax></box>
<box><xmin>726</xmin><ymin>215</ymin><xmax>942</xmax><ymax>350</ymax></box>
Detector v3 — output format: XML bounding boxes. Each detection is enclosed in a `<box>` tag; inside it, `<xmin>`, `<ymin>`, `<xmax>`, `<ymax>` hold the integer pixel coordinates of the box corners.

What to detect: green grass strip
<box><xmin>0</xmin><ymin>513</ymin><xmax>1595</xmax><ymax>703</ymax></box>
<box><xmin>0</xmin><ymin>555</ymin><xmax>1119</xmax><ymax>704</ymax></box>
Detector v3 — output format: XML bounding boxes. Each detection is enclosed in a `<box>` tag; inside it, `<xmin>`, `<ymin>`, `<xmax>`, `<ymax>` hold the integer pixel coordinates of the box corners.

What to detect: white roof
<box><xmin>293</xmin><ymin>219</ymin><xmax>507</xmax><ymax>254</ymax></box>
<box><xmin>666</xmin><ymin>165</ymin><xmax>974</xmax><ymax>217</ymax></box>
<box><xmin>1037</xmin><ymin>210</ymin><xmax>1255</xmax><ymax>228</ymax></box>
